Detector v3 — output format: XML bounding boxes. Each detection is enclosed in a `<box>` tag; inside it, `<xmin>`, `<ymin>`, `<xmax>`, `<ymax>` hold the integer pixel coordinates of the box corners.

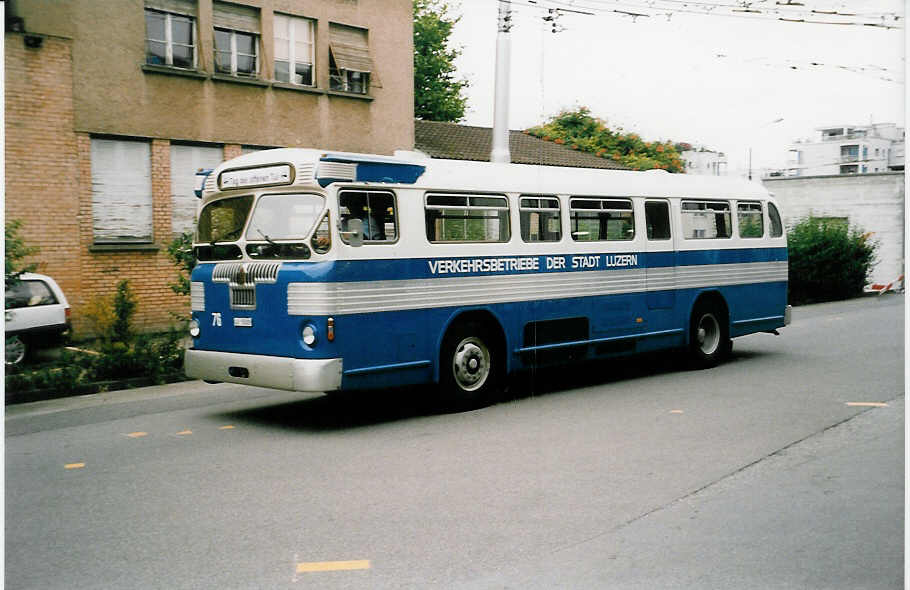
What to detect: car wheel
<box><xmin>5</xmin><ymin>335</ymin><xmax>27</xmax><ymax>366</ymax></box>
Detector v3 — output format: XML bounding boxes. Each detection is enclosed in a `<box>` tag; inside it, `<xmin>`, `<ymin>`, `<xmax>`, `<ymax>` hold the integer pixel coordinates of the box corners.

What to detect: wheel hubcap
<box><xmin>697</xmin><ymin>314</ymin><xmax>720</xmax><ymax>355</ymax></box>
<box><xmin>452</xmin><ymin>337</ymin><xmax>490</xmax><ymax>392</ymax></box>
<box><xmin>5</xmin><ymin>336</ymin><xmax>25</xmax><ymax>365</ymax></box>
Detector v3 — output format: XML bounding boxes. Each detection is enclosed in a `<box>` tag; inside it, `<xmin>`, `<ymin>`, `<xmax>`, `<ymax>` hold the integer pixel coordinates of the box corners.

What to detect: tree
<box><xmin>526</xmin><ymin>107</ymin><xmax>686</xmax><ymax>173</ymax></box>
<box><xmin>414</xmin><ymin>0</ymin><xmax>469</xmax><ymax>122</ymax></box>
<box><xmin>5</xmin><ymin>220</ymin><xmax>39</xmax><ymax>288</ymax></box>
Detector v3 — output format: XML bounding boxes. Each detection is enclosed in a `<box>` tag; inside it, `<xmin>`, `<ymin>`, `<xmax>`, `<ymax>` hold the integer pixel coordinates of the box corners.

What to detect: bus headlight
<box><xmin>302</xmin><ymin>324</ymin><xmax>317</xmax><ymax>346</ymax></box>
<box><xmin>189</xmin><ymin>319</ymin><xmax>201</xmax><ymax>338</ymax></box>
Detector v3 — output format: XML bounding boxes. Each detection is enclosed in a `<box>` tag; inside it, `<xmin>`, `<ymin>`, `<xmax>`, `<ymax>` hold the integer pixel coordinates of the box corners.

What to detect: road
<box><xmin>5</xmin><ymin>295</ymin><xmax>904</xmax><ymax>589</ymax></box>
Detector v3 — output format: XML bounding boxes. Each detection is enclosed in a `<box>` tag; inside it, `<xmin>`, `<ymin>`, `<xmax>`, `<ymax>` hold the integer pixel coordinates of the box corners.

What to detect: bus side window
<box><xmin>520</xmin><ymin>196</ymin><xmax>561</xmax><ymax>242</ymax></box>
<box><xmin>425</xmin><ymin>193</ymin><xmax>510</xmax><ymax>243</ymax></box>
<box><xmin>569</xmin><ymin>198</ymin><xmax>634</xmax><ymax>241</ymax></box>
<box><xmin>737</xmin><ymin>202</ymin><xmax>764</xmax><ymax>238</ymax></box>
<box><xmin>768</xmin><ymin>202</ymin><xmax>784</xmax><ymax>237</ymax></box>
<box><xmin>681</xmin><ymin>200</ymin><xmax>732</xmax><ymax>239</ymax></box>
<box><xmin>339</xmin><ymin>190</ymin><xmax>397</xmax><ymax>243</ymax></box>
<box><xmin>311</xmin><ymin>212</ymin><xmax>331</xmax><ymax>254</ymax></box>
<box><xmin>645</xmin><ymin>201</ymin><xmax>671</xmax><ymax>240</ymax></box>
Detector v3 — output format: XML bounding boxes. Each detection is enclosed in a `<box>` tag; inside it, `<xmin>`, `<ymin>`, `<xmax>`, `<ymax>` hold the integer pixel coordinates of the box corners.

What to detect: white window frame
<box><xmin>145</xmin><ymin>9</ymin><xmax>197</xmax><ymax>68</ymax></box>
<box><xmin>214</xmin><ymin>28</ymin><xmax>259</xmax><ymax>77</ymax></box>
<box><xmin>274</xmin><ymin>13</ymin><xmax>315</xmax><ymax>86</ymax></box>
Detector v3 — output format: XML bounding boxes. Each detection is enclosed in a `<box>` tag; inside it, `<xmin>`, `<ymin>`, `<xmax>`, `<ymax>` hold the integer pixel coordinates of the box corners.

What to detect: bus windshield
<box><xmin>196</xmin><ymin>193</ymin><xmax>326</xmax><ymax>261</ymax></box>
<box><xmin>245</xmin><ymin>194</ymin><xmax>324</xmax><ymax>242</ymax></box>
<box><xmin>198</xmin><ymin>195</ymin><xmax>254</xmax><ymax>243</ymax></box>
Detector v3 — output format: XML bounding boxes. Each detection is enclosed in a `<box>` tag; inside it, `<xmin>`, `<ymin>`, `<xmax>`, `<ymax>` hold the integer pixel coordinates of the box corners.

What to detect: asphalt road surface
<box><xmin>5</xmin><ymin>295</ymin><xmax>904</xmax><ymax>589</ymax></box>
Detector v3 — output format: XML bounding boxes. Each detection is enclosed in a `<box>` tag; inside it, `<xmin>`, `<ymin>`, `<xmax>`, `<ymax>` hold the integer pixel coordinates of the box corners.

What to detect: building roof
<box><xmin>414</xmin><ymin>120</ymin><xmax>628</xmax><ymax>170</ymax></box>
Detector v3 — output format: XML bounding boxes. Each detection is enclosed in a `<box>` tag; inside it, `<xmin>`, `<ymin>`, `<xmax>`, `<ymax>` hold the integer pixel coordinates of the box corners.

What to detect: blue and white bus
<box><xmin>185</xmin><ymin>148</ymin><xmax>790</xmax><ymax>406</ymax></box>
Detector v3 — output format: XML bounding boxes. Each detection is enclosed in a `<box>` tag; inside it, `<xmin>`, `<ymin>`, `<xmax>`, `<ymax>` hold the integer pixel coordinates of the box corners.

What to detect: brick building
<box><xmin>5</xmin><ymin>0</ymin><xmax>414</xmax><ymax>337</ymax></box>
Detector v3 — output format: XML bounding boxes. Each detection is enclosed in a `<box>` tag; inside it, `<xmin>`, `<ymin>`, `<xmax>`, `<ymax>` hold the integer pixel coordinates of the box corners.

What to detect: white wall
<box><xmin>763</xmin><ymin>172</ymin><xmax>904</xmax><ymax>285</ymax></box>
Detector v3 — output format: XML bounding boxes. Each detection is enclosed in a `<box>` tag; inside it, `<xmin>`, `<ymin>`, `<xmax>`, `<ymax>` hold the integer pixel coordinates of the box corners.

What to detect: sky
<box><xmin>448</xmin><ymin>0</ymin><xmax>905</xmax><ymax>176</ymax></box>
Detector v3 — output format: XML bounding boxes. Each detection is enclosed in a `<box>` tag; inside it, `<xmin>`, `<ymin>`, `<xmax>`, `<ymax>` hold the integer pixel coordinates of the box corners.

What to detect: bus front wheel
<box><xmin>440</xmin><ymin>322</ymin><xmax>501</xmax><ymax>409</ymax></box>
<box><xmin>689</xmin><ymin>302</ymin><xmax>731</xmax><ymax>369</ymax></box>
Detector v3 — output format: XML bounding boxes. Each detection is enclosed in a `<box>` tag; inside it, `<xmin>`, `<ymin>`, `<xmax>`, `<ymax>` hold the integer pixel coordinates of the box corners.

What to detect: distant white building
<box><xmin>781</xmin><ymin>123</ymin><xmax>905</xmax><ymax>177</ymax></box>
<box><xmin>681</xmin><ymin>149</ymin><xmax>728</xmax><ymax>176</ymax></box>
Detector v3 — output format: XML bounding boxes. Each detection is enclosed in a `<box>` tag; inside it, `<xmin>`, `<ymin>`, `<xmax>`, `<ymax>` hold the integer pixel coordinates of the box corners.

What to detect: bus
<box><xmin>184</xmin><ymin>148</ymin><xmax>790</xmax><ymax>407</ymax></box>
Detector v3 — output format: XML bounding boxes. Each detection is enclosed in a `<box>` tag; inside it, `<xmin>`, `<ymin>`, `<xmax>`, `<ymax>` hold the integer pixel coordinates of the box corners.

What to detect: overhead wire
<box><xmin>509</xmin><ymin>0</ymin><xmax>903</xmax><ymax>28</ymax></box>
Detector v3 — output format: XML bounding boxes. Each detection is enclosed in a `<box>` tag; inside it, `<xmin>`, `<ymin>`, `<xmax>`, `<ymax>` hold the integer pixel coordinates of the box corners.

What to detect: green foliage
<box><xmin>526</xmin><ymin>107</ymin><xmax>686</xmax><ymax>173</ymax></box>
<box><xmin>167</xmin><ymin>231</ymin><xmax>197</xmax><ymax>297</ymax></box>
<box><xmin>414</xmin><ymin>0</ymin><xmax>469</xmax><ymax>122</ymax></box>
<box><xmin>111</xmin><ymin>280</ymin><xmax>138</xmax><ymax>344</ymax></box>
<box><xmin>5</xmin><ymin>331</ymin><xmax>187</xmax><ymax>394</ymax></box>
<box><xmin>787</xmin><ymin>216</ymin><xmax>878</xmax><ymax>305</ymax></box>
<box><xmin>5</xmin><ymin>220</ymin><xmax>39</xmax><ymax>287</ymax></box>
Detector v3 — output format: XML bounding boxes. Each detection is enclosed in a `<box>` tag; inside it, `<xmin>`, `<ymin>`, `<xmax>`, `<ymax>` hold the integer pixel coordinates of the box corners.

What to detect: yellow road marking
<box><xmin>219</xmin><ymin>425</ymin><xmax>235</xmax><ymax>430</ymax></box>
<box><xmin>295</xmin><ymin>560</ymin><xmax>371</xmax><ymax>573</ymax></box>
<box><xmin>176</xmin><ymin>430</ymin><xmax>193</xmax><ymax>435</ymax></box>
<box><xmin>126</xmin><ymin>432</ymin><xmax>148</xmax><ymax>438</ymax></box>
<box><xmin>846</xmin><ymin>402</ymin><xmax>889</xmax><ymax>407</ymax></box>
<box><xmin>65</xmin><ymin>463</ymin><xmax>85</xmax><ymax>469</ymax></box>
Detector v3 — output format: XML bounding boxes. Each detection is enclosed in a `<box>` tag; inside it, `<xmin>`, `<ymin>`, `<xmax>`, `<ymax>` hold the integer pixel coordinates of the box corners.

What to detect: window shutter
<box><xmin>213</xmin><ymin>1</ymin><xmax>260</xmax><ymax>33</ymax></box>
<box><xmin>329</xmin><ymin>24</ymin><xmax>372</xmax><ymax>73</ymax></box>
<box><xmin>145</xmin><ymin>0</ymin><xmax>196</xmax><ymax>16</ymax></box>
<box><xmin>91</xmin><ymin>139</ymin><xmax>154</xmax><ymax>243</ymax></box>
<box><xmin>170</xmin><ymin>144</ymin><xmax>224</xmax><ymax>235</ymax></box>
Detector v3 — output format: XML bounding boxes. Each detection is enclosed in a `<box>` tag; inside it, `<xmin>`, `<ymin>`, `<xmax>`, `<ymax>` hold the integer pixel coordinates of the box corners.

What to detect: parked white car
<box><xmin>5</xmin><ymin>273</ymin><xmax>71</xmax><ymax>365</ymax></box>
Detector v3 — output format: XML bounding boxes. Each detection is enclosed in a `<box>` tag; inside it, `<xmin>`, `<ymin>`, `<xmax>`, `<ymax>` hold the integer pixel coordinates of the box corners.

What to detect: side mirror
<box><xmin>342</xmin><ymin>218</ymin><xmax>364</xmax><ymax>247</ymax></box>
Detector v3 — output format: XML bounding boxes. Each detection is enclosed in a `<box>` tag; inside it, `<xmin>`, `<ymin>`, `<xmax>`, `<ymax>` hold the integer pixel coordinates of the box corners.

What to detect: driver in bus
<box><xmin>342</xmin><ymin>195</ymin><xmax>384</xmax><ymax>241</ymax></box>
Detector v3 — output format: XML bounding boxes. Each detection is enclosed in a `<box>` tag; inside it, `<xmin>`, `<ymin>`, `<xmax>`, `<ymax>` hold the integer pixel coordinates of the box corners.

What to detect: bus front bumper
<box><xmin>185</xmin><ymin>349</ymin><xmax>343</xmax><ymax>392</ymax></box>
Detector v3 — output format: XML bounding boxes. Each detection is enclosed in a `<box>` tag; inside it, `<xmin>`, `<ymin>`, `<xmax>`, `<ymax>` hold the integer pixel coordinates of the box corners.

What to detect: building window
<box><xmin>145</xmin><ymin>8</ymin><xmax>196</xmax><ymax>68</ymax></box>
<box><xmin>840</xmin><ymin>145</ymin><xmax>859</xmax><ymax>162</ymax></box>
<box><xmin>569</xmin><ymin>198</ymin><xmax>634</xmax><ymax>241</ymax></box>
<box><xmin>839</xmin><ymin>164</ymin><xmax>859</xmax><ymax>174</ymax></box>
<box><xmin>91</xmin><ymin>139</ymin><xmax>153</xmax><ymax>243</ymax></box>
<box><xmin>274</xmin><ymin>13</ymin><xmax>314</xmax><ymax>86</ymax></box>
<box><xmin>213</xmin><ymin>1</ymin><xmax>260</xmax><ymax>77</ymax></box>
<box><xmin>170</xmin><ymin>144</ymin><xmax>224</xmax><ymax>235</ymax></box>
<box><xmin>329</xmin><ymin>24</ymin><xmax>373</xmax><ymax>94</ymax></box>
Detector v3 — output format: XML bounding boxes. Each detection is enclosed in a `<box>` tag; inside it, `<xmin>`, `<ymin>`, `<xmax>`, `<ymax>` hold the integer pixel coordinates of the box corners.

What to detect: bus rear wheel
<box><xmin>440</xmin><ymin>322</ymin><xmax>501</xmax><ymax>409</ymax></box>
<box><xmin>689</xmin><ymin>302</ymin><xmax>730</xmax><ymax>369</ymax></box>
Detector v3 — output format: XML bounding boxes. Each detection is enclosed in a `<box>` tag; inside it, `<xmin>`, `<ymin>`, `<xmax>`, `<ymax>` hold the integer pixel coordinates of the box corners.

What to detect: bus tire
<box><xmin>439</xmin><ymin>321</ymin><xmax>501</xmax><ymax>409</ymax></box>
<box><xmin>688</xmin><ymin>301</ymin><xmax>730</xmax><ymax>369</ymax></box>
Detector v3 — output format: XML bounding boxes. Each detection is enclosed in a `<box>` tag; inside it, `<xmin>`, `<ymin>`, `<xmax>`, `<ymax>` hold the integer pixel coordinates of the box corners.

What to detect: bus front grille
<box><xmin>230</xmin><ymin>286</ymin><xmax>256</xmax><ymax>309</ymax></box>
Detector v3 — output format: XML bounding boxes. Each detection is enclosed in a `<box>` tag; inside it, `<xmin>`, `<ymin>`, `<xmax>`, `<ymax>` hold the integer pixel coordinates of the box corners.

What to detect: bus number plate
<box><xmin>234</xmin><ymin>317</ymin><xmax>253</xmax><ymax>328</ymax></box>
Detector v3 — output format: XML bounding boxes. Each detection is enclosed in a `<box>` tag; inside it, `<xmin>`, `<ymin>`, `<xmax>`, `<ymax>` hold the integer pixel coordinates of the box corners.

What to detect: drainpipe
<box><xmin>490</xmin><ymin>1</ymin><xmax>512</xmax><ymax>164</ymax></box>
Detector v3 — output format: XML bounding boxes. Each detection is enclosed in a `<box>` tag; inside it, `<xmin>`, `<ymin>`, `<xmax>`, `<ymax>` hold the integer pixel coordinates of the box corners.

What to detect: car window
<box><xmin>5</xmin><ymin>280</ymin><xmax>58</xmax><ymax>310</ymax></box>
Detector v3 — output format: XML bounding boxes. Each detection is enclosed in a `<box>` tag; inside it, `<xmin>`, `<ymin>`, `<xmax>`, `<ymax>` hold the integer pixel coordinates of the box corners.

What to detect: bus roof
<box><xmin>202</xmin><ymin>148</ymin><xmax>771</xmax><ymax>201</ymax></box>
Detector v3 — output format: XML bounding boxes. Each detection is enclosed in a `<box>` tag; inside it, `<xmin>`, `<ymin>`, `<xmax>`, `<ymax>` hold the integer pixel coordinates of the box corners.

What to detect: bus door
<box><xmin>644</xmin><ymin>199</ymin><xmax>676</xmax><ymax>310</ymax></box>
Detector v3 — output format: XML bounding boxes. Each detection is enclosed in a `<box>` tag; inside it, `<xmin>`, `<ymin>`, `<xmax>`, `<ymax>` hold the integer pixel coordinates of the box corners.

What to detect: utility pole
<box><xmin>490</xmin><ymin>0</ymin><xmax>512</xmax><ymax>164</ymax></box>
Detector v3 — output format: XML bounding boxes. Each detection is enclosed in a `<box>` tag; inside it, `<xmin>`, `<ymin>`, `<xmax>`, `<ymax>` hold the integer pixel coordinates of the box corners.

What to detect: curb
<box><xmin>5</xmin><ymin>373</ymin><xmax>191</xmax><ymax>406</ymax></box>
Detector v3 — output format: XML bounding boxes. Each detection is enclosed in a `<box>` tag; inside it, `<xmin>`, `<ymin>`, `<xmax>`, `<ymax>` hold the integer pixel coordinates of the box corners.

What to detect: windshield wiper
<box><xmin>256</xmin><ymin>229</ymin><xmax>279</xmax><ymax>247</ymax></box>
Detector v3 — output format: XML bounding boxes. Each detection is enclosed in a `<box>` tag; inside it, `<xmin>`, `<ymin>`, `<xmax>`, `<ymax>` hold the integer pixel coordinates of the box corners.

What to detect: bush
<box><xmin>787</xmin><ymin>217</ymin><xmax>877</xmax><ymax>305</ymax></box>
<box><xmin>5</xmin><ymin>332</ymin><xmax>187</xmax><ymax>394</ymax></box>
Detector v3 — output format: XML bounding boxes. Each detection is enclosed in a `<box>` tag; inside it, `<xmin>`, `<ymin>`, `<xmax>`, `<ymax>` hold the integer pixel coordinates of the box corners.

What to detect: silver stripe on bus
<box><xmin>191</xmin><ymin>282</ymin><xmax>205</xmax><ymax>312</ymax></box>
<box><xmin>287</xmin><ymin>261</ymin><xmax>788</xmax><ymax>316</ymax></box>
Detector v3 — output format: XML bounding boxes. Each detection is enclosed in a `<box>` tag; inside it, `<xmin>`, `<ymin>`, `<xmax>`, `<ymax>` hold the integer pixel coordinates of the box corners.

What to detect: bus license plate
<box><xmin>234</xmin><ymin>317</ymin><xmax>253</xmax><ymax>328</ymax></box>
